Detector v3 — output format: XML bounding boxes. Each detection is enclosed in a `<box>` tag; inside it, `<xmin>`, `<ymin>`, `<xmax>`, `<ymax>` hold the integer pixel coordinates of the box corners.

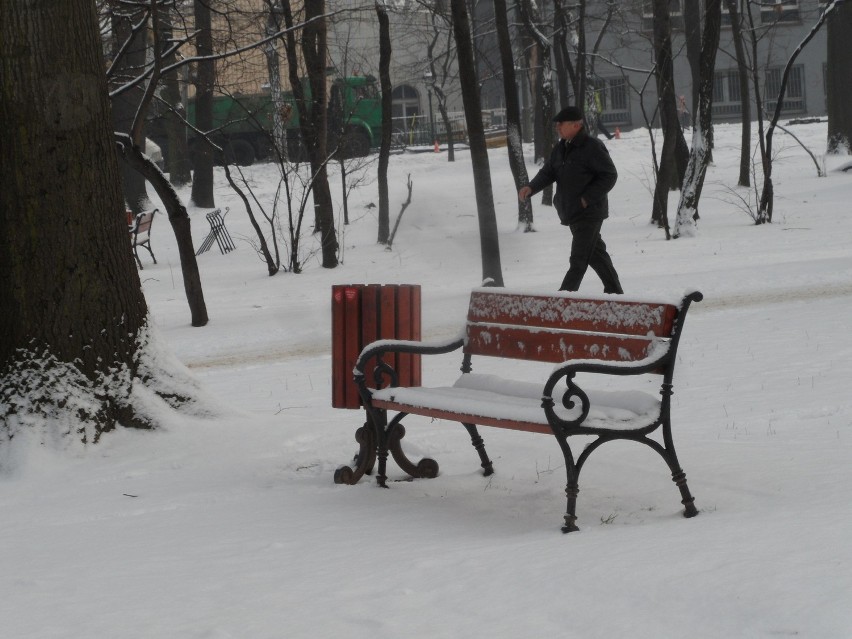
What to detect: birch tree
<box><xmin>673</xmin><ymin>0</ymin><xmax>722</xmax><ymax>238</ymax></box>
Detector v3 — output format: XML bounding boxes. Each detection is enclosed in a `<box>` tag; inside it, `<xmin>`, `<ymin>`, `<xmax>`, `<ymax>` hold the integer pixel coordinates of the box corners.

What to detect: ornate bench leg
<box><xmin>563</xmin><ymin>480</ymin><xmax>580</xmax><ymax>533</ymax></box>
<box><xmin>334</xmin><ymin>421</ymin><xmax>377</xmax><ymax>485</ymax></box>
<box><xmin>387</xmin><ymin>421</ymin><xmax>439</xmax><ymax>480</ymax></box>
<box><xmin>462</xmin><ymin>423</ymin><xmax>494</xmax><ymax>476</ymax></box>
<box><xmin>552</xmin><ymin>430</ymin><xmax>581</xmax><ymax>532</ymax></box>
<box><xmin>660</xmin><ymin>414</ymin><xmax>699</xmax><ymax>518</ymax></box>
<box><xmin>672</xmin><ymin>469</ymin><xmax>698</xmax><ymax>518</ymax></box>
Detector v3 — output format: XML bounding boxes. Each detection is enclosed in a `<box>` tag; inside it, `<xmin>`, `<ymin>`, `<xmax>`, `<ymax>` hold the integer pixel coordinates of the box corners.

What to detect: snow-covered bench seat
<box><xmin>334</xmin><ymin>288</ymin><xmax>703</xmax><ymax>533</ymax></box>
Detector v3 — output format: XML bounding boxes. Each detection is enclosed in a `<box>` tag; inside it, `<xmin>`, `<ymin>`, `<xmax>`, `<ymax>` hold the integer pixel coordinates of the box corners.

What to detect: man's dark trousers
<box><xmin>559</xmin><ymin>217</ymin><xmax>623</xmax><ymax>294</ymax></box>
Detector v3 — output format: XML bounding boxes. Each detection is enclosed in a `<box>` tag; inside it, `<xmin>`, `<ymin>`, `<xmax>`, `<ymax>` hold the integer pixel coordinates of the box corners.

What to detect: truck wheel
<box><xmin>225</xmin><ymin>139</ymin><xmax>256</xmax><ymax>166</ymax></box>
<box><xmin>342</xmin><ymin>128</ymin><xmax>371</xmax><ymax>158</ymax></box>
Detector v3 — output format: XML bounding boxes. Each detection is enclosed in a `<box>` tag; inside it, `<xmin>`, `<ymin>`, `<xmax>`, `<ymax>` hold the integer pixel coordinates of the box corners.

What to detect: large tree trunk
<box><xmin>302</xmin><ymin>1</ymin><xmax>338</xmax><ymax>267</ymax></box>
<box><xmin>159</xmin><ymin>7</ymin><xmax>192</xmax><ymax>186</ymax></box>
<box><xmin>190</xmin><ymin>0</ymin><xmax>215</xmax><ymax>208</ymax></box>
<box><xmin>682</xmin><ymin>0</ymin><xmax>702</xmax><ymax>125</ymax></box>
<box><xmin>827</xmin><ymin>1</ymin><xmax>852</xmax><ymax>154</ymax></box>
<box><xmin>0</xmin><ymin>0</ymin><xmax>166</xmax><ymax>445</ymax></box>
<box><xmin>743</xmin><ymin>1</ymin><xmax>771</xmax><ymax>223</ymax></box>
<box><xmin>519</xmin><ymin>0</ymin><xmax>554</xmax><ymax>155</ymax></box>
<box><xmin>376</xmin><ymin>2</ymin><xmax>392</xmax><ymax>244</ymax></box>
<box><xmin>494</xmin><ymin>0</ymin><xmax>533</xmax><ymax>231</ymax></box>
<box><xmin>674</xmin><ymin>0</ymin><xmax>722</xmax><ymax>237</ymax></box>
<box><xmin>726</xmin><ymin>0</ymin><xmax>751</xmax><ymax>187</ymax></box>
<box><xmin>450</xmin><ymin>0</ymin><xmax>504</xmax><ymax>287</ymax></box>
<box><xmin>109</xmin><ymin>1</ymin><xmax>150</xmax><ymax>213</ymax></box>
<box><xmin>552</xmin><ymin>0</ymin><xmax>573</xmax><ymax>107</ymax></box>
<box><xmin>650</xmin><ymin>0</ymin><xmax>681</xmax><ymax>230</ymax></box>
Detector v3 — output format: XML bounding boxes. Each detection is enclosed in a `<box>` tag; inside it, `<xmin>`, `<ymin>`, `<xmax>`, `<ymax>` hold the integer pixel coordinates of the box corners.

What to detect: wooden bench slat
<box><xmin>372</xmin><ymin>398</ymin><xmax>553</xmax><ymax>434</ymax></box>
<box><xmin>468</xmin><ymin>290</ymin><xmax>678</xmax><ymax>336</ymax></box>
<box><xmin>465</xmin><ymin>323</ymin><xmax>664</xmax><ymax>364</ymax></box>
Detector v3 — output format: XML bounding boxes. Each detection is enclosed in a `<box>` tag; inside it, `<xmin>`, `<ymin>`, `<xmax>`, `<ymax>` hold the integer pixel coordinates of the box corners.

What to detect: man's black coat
<box><xmin>527</xmin><ymin>129</ymin><xmax>618</xmax><ymax>226</ymax></box>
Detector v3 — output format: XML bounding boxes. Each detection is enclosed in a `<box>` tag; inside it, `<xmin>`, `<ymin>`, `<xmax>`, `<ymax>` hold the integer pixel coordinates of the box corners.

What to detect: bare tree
<box><xmin>494</xmin><ymin>0</ymin><xmax>533</xmax><ymax>231</ymax></box>
<box><xmin>190</xmin><ymin>0</ymin><xmax>216</xmax><ymax>208</ymax></box>
<box><xmin>425</xmin><ymin>7</ymin><xmax>460</xmax><ymax>162</ymax></box>
<box><xmin>1</xmin><ymin>0</ymin><xmax>199</xmax><ymax>446</ymax></box>
<box><xmin>376</xmin><ymin>1</ymin><xmax>392</xmax><ymax>245</ymax></box>
<box><xmin>725</xmin><ymin>0</ymin><xmax>751</xmax><ymax>187</ymax></box>
<box><xmin>757</xmin><ymin>0</ymin><xmax>842</xmax><ymax>223</ymax></box>
<box><xmin>108</xmin><ymin>0</ymin><xmax>151</xmax><ymax>212</ymax></box>
<box><xmin>827</xmin><ymin>0</ymin><xmax>852</xmax><ymax>154</ymax></box>
<box><xmin>450</xmin><ymin>0</ymin><xmax>504</xmax><ymax>286</ymax></box>
<box><xmin>280</xmin><ymin>0</ymin><xmax>338</xmax><ymax>267</ymax></box>
<box><xmin>682</xmin><ymin>0</ymin><xmax>702</xmax><ymax>125</ymax></box>
<box><xmin>649</xmin><ymin>0</ymin><xmax>682</xmax><ymax>234</ymax></box>
<box><xmin>519</xmin><ymin>0</ymin><xmax>555</xmax><ymax>164</ymax></box>
<box><xmin>673</xmin><ymin>0</ymin><xmax>722</xmax><ymax>237</ymax></box>
<box><xmin>157</xmin><ymin>5</ymin><xmax>192</xmax><ymax>186</ymax></box>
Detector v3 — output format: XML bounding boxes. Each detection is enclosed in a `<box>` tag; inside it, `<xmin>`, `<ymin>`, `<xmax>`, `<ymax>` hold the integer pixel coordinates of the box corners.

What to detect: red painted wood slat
<box><xmin>467</xmin><ymin>291</ymin><xmax>678</xmax><ymax>336</ymax></box>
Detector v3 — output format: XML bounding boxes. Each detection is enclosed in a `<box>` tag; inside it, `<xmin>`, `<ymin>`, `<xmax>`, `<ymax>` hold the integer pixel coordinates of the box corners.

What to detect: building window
<box><xmin>761</xmin><ymin>0</ymin><xmax>800</xmax><ymax>24</ymax></box>
<box><xmin>391</xmin><ymin>85</ymin><xmax>421</xmax><ymax>121</ymax></box>
<box><xmin>764</xmin><ymin>64</ymin><xmax>806</xmax><ymax>114</ymax></box>
<box><xmin>713</xmin><ymin>70</ymin><xmax>742</xmax><ymax>119</ymax></box>
<box><xmin>592</xmin><ymin>77</ymin><xmax>631</xmax><ymax>126</ymax></box>
<box><xmin>642</xmin><ymin>0</ymin><xmax>684</xmax><ymax>31</ymax></box>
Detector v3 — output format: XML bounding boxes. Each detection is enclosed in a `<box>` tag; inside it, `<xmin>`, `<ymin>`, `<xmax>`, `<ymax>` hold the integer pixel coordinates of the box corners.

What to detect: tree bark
<box><xmin>674</xmin><ymin>0</ymin><xmax>722</xmax><ymax>237</ymax></box>
<box><xmin>450</xmin><ymin>0</ymin><xmax>504</xmax><ymax>287</ymax></box>
<box><xmin>190</xmin><ymin>0</ymin><xmax>215</xmax><ymax>208</ymax></box>
<box><xmin>519</xmin><ymin>0</ymin><xmax>555</xmax><ymax>160</ymax></box>
<box><xmin>827</xmin><ymin>0</ymin><xmax>852</xmax><ymax>154</ymax></box>
<box><xmin>109</xmin><ymin>1</ymin><xmax>150</xmax><ymax>213</ymax></box>
<box><xmin>376</xmin><ymin>2</ymin><xmax>392</xmax><ymax>244</ymax></box>
<box><xmin>726</xmin><ymin>0</ymin><xmax>751</xmax><ymax>187</ymax></box>
<box><xmin>494</xmin><ymin>0</ymin><xmax>533</xmax><ymax>231</ymax></box>
<box><xmin>682</xmin><ymin>0</ymin><xmax>702</xmax><ymax>124</ymax></box>
<box><xmin>1</xmin><ymin>0</ymin><xmax>154</xmax><ymax>442</ymax></box>
<box><xmin>158</xmin><ymin>7</ymin><xmax>192</xmax><ymax>186</ymax></box>
<box><xmin>650</xmin><ymin>0</ymin><xmax>680</xmax><ymax>230</ymax></box>
<box><xmin>302</xmin><ymin>1</ymin><xmax>338</xmax><ymax>267</ymax></box>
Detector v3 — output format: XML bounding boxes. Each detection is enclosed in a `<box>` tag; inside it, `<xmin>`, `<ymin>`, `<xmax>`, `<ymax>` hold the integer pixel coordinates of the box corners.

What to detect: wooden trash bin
<box><xmin>331</xmin><ymin>284</ymin><xmax>421</xmax><ymax>409</ymax></box>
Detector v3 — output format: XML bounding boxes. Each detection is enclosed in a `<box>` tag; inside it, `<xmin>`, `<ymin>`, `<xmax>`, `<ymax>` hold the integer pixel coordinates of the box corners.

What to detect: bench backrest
<box><xmin>464</xmin><ymin>290</ymin><xmax>680</xmax><ymax>370</ymax></box>
<box><xmin>131</xmin><ymin>209</ymin><xmax>156</xmax><ymax>243</ymax></box>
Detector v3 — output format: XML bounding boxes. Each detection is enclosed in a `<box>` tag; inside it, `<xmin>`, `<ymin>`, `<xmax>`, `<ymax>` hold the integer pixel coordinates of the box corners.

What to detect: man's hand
<box><xmin>518</xmin><ymin>186</ymin><xmax>532</xmax><ymax>201</ymax></box>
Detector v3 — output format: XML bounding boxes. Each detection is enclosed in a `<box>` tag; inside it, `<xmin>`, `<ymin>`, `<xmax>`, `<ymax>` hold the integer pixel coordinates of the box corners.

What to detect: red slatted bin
<box><xmin>331</xmin><ymin>284</ymin><xmax>422</xmax><ymax>408</ymax></box>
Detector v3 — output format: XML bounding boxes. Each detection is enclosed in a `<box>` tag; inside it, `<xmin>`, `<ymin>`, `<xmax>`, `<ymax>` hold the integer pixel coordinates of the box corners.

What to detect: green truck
<box><xmin>181</xmin><ymin>75</ymin><xmax>382</xmax><ymax>165</ymax></box>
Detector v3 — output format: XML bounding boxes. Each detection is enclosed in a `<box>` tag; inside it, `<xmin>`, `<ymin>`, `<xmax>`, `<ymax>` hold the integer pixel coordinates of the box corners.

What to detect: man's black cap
<box><xmin>553</xmin><ymin>106</ymin><xmax>584</xmax><ymax>122</ymax></box>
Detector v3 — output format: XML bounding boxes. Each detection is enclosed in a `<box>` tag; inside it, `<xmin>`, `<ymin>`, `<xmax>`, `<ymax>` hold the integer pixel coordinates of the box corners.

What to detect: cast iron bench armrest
<box><xmin>354</xmin><ymin>331</ymin><xmax>466</xmax><ymax>386</ymax></box>
<box><xmin>542</xmin><ymin>344</ymin><xmax>673</xmax><ymax>430</ymax></box>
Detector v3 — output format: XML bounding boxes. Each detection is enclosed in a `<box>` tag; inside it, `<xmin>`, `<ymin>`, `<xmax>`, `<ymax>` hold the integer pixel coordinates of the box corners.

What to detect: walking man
<box><xmin>518</xmin><ymin>106</ymin><xmax>623</xmax><ymax>294</ymax></box>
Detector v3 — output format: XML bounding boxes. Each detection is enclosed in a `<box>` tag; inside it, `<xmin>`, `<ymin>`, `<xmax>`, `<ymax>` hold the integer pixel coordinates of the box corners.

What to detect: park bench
<box><xmin>129</xmin><ymin>208</ymin><xmax>158</xmax><ymax>269</ymax></box>
<box><xmin>334</xmin><ymin>287</ymin><xmax>703</xmax><ymax>533</ymax></box>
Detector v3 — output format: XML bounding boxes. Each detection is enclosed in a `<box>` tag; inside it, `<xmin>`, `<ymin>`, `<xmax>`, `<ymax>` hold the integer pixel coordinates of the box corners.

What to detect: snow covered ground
<box><xmin>2</xmin><ymin>122</ymin><xmax>851</xmax><ymax>638</ymax></box>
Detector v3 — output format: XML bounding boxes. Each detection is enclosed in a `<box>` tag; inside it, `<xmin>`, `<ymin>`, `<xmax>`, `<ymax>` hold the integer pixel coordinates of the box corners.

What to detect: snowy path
<box><xmin>181</xmin><ymin>280</ymin><xmax>852</xmax><ymax>370</ymax></box>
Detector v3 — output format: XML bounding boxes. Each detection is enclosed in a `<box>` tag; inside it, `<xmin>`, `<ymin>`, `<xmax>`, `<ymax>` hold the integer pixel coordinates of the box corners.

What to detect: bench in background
<box><xmin>129</xmin><ymin>208</ymin><xmax>158</xmax><ymax>269</ymax></box>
